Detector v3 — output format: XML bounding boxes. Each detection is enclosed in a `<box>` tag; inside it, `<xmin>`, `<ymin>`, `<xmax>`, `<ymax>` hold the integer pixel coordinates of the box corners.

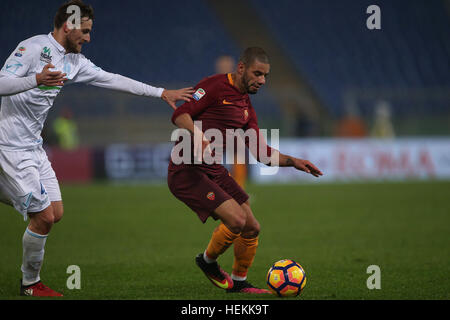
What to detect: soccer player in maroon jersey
<box><xmin>168</xmin><ymin>47</ymin><xmax>322</xmax><ymax>293</ymax></box>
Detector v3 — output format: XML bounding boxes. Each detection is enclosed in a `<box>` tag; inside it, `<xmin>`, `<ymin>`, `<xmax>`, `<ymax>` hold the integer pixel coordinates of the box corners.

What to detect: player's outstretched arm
<box><xmin>71</xmin><ymin>57</ymin><xmax>194</xmax><ymax>110</ymax></box>
<box><xmin>161</xmin><ymin>88</ymin><xmax>195</xmax><ymax>110</ymax></box>
<box><xmin>276</xmin><ymin>151</ymin><xmax>323</xmax><ymax>177</ymax></box>
<box><xmin>245</xmin><ymin>125</ymin><xmax>322</xmax><ymax>178</ymax></box>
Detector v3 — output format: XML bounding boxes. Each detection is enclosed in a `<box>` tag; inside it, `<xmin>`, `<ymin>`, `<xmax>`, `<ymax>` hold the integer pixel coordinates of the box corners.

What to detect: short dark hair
<box><xmin>239</xmin><ymin>47</ymin><xmax>270</xmax><ymax>66</ymax></box>
<box><xmin>54</xmin><ymin>0</ymin><xmax>94</xmax><ymax>29</ymax></box>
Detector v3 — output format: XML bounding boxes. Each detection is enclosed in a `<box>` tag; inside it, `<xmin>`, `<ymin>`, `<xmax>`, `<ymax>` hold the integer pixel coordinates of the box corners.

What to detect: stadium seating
<box><xmin>1</xmin><ymin>0</ymin><xmax>239</xmax><ymax>84</ymax></box>
<box><xmin>0</xmin><ymin>0</ymin><xmax>448</xmax><ymax>135</ymax></box>
<box><xmin>249</xmin><ymin>0</ymin><xmax>450</xmax><ymax>117</ymax></box>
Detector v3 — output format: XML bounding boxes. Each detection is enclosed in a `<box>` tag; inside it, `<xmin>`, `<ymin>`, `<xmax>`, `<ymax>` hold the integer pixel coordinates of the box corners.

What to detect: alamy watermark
<box><xmin>366</xmin><ymin>265</ymin><xmax>381</xmax><ymax>290</ymax></box>
<box><xmin>67</xmin><ymin>5</ymin><xmax>81</xmax><ymax>30</ymax></box>
<box><xmin>66</xmin><ymin>265</ymin><xmax>81</xmax><ymax>290</ymax></box>
<box><xmin>170</xmin><ymin>121</ymin><xmax>280</xmax><ymax>175</ymax></box>
<box><xmin>366</xmin><ymin>5</ymin><xmax>381</xmax><ymax>30</ymax></box>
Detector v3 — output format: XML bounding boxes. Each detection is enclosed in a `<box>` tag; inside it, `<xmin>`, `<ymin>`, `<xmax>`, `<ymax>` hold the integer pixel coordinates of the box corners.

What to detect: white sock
<box><xmin>203</xmin><ymin>250</ymin><xmax>216</xmax><ymax>264</ymax></box>
<box><xmin>21</xmin><ymin>228</ymin><xmax>48</xmax><ymax>286</ymax></box>
<box><xmin>231</xmin><ymin>274</ymin><xmax>247</xmax><ymax>281</ymax></box>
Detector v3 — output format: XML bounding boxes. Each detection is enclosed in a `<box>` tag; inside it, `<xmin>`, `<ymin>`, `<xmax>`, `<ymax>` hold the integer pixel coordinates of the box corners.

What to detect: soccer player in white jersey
<box><xmin>0</xmin><ymin>0</ymin><xmax>194</xmax><ymax>296</ymax></box>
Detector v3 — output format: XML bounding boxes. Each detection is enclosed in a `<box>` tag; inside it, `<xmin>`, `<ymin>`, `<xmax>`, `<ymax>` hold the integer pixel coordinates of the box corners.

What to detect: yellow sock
<box><xmin>232</xmin><ymin>235</ymin><xmax>258</xmax><ymax>280</ymax></box>
<box><xmin>205</xmin><ymin>223</ymin><xmax>240</xmax><ymax>260</ymax></box>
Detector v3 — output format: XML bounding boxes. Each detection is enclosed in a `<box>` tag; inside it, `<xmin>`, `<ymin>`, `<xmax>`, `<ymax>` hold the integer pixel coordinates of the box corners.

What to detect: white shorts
<box><xmin>0</xmin><ymin>146</ymin><xmax>62</xmax><ymax>220</ymax></box>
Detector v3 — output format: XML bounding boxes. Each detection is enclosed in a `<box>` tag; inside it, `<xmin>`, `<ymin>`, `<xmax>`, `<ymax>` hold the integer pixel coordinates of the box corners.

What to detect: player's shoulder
<box><xmin>195</xmin><ymin>74</ymin><xmax>228</xmax><ymax>98</ymax></box>
<box><xmin>197</xmin><ymin>73</ymin><xmax>228</xmax><ymax>88</ymax></box>
<box><xmin>21</xmin><ymin>34</ymin><xmax>47</xmax><ymax>44</ymax></box>
<box><xmin>16</xmin><ymin>34</ymin><xmax>48</xmax><ymax>52</ymax></box>
<box><xmin>191</xmin><ymin>74</ymin><xmax>227</xmax><ymax>101</ymax></box>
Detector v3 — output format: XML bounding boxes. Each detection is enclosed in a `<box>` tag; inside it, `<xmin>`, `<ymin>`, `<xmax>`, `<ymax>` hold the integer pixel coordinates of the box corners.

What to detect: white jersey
<box><xmin>0</xmin><ymin>32</ymin><xmax>164</xmax><ymax>151</ymax></box>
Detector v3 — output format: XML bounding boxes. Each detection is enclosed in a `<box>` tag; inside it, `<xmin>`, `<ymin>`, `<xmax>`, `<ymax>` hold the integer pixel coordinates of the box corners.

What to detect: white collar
<box><xmin>48</xmin><ymin>32</ymin><xmax>66</xmax><ymax>54</ymax></box>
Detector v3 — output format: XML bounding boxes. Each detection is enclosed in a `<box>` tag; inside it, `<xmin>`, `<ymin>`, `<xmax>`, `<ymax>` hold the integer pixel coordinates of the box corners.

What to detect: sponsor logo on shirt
<box><xmin>40</xmin><ymin>47</ymin><xmax>52</xmax><ymax>63</ymax></box>
<box><xmin>193</xmin><ymin>88</ymin><xmax>206</xmax><ymax>101</ymax></box>
<box><xmin>244</xmin><ymin>109</ymin><xmax>249</xmax><ymax>121</ymax></box>
<box><xmin>14</xmin><ymin>47</ymin><xmax>26</xmax><ymax>57</ymax></box>
<box><xmin>222</xmin><ymin>99</ymin><xmax>233</xmax><ymax>105</ymax></box>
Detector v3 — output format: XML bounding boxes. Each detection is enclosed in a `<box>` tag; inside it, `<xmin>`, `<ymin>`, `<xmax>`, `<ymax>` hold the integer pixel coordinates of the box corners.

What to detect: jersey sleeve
<box><xmin>69</xmin><ymin>55</ymin><xmax>107</xmax><ymax>84</ymax></box>
<box><xmin>244</xmin><ymin>105</ymin><xmax>273</xmax><ymax>164</ymax></box>
<box><xmin>0</xmin><ymin>41</ymin><xmax>39</xmax><ymax>95</ymax></box>
<box><xmin>0</xmin><ymin>41</ymin><xmax>38</xmax><ymax>78</ymax></box>
<box><xmin>70</xmin><ymin>56</ymin><xmax>164</xmax><ymax>97</ymax></box>
<box><xmin>171</xmin><ymin>77</ymin><xmax>218</xmax><ymax>124</ymax></box>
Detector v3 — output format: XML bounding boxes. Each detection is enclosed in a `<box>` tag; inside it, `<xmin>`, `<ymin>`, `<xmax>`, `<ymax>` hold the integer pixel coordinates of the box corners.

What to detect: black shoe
<box><xmin>226</xmin><ymin>280</ymin><xmax>271</xmax><ymax>294</ymax></box>
<box><xmin>195</xmin><ymin>253</ymin><xmax>233</xmax><ymax>290</ymax></box>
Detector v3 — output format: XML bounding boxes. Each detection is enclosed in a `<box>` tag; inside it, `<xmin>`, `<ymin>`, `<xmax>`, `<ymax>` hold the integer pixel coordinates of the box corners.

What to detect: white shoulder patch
<box><xmin>193</xmin><ymin>88</ymin><xmax>206</xmax><ymax>101</ymax></box>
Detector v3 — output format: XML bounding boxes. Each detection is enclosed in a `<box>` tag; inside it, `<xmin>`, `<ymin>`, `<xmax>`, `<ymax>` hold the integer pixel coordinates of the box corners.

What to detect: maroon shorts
<box><xmin>167</xmin><ymin>165</ymin><xmax>249</xmax><ymax>223</ymax></box>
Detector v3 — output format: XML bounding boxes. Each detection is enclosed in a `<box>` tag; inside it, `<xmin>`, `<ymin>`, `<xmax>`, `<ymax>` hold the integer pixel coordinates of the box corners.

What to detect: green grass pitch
<box><xmin>1</xmin><ymin>181</ymin><xmax>449</xmax><ymax>300</ymax></box>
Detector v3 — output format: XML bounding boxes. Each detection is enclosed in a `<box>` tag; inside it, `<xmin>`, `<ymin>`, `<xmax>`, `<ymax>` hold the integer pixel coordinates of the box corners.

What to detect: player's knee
<box><xmin>53</xmin><ymin>211</ymin><xmax>63</xmax><ymax>223</ymax></box>
<box><xmin>227</xmin><ymin>221</ymin><xmax>245</xmax><ymax>234</ymax></box>
<box><xmin>227</xmin><ymin>209</ymin><xmax>247</xmax><ymax>234</ymax></box>
<box><xmin>242</xmin><ymin>220</ymin><xmax>260</xmax><ymax>238</ymax></box>
<box><xmin>249</xmin><ymin>221</ymin><xmax>261</xmax><ymax>238</ymax></box>
<box><xmin>29</xmin><ymin>208</ymin><xmax>55</xmax><ymax>234</ymax></box>
<box><xmin>53</xmin><ymin>206</ymin><xmax>64</xmax><ymax>223</ymax></box>
<box><xmin>39</xmin><ymin>211</ymin><xmax>55</xmax><ymax>227</ymax></box>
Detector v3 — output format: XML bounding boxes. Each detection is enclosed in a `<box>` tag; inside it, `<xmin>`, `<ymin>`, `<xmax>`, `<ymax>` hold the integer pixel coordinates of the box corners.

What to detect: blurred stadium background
<box><xmin>1</xmin><ymin>0</ymin><xmax>449</xmax><ymax>185</ymax></box>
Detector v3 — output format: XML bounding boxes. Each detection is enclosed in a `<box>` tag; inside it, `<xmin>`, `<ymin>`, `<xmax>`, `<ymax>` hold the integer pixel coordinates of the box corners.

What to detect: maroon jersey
<box><xmin>169</xmin><ymin>73</ymin><xmax>272</xmax><ymax>175</ymax></box>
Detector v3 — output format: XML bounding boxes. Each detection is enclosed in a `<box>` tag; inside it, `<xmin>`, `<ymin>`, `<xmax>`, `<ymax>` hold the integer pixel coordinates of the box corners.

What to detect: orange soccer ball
<box><xmin>266</xmin><ymin>259</ymin><xmax>307</xmax><ymax>297</ymax></box>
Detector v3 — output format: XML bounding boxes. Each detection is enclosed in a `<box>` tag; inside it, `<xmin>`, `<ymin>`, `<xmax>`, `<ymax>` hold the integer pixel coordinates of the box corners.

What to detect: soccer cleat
<box><xmin>195</xmin><ymin>253</ymin><xmax>233</xmax><ymax>290</ymax></box>
<box><xmin>226</xmin><ymin>280</ymin><xmax>271</xmax><ymax>294</ymax></box>
<box><xmin>20</xmin><ymin>280</ymin><xmax>63</xmax><ymax>297</ymax></box>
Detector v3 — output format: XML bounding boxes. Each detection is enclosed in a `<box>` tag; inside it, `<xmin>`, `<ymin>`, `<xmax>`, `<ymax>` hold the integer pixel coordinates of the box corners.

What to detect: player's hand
<box><xmin>161</xmin><ymin>87</ymin><xmax>195</xmax><ymax>110</ymax></box>
<box><xmin>293</xmin><ymin>159</ymin><xmax>323</xmax><ymax>177</ymax></box>
<box><xmin>36</xmin><ymin>64</ymin><xmax>68</xmax><ymax>87</ymax></box>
